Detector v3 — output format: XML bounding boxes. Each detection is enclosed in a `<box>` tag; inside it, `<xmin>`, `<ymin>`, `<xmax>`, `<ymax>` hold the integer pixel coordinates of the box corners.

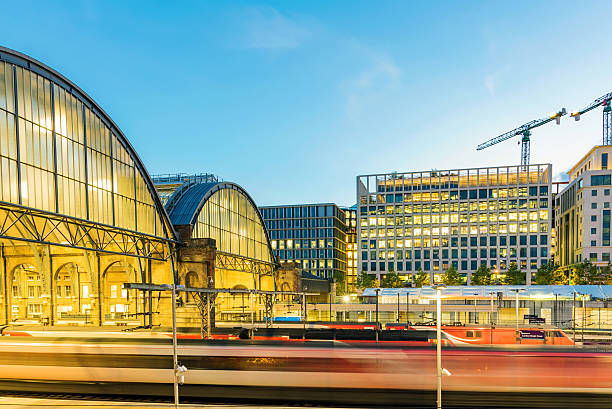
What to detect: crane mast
<box><xmin>570</xmin><ymin>92</ymin><xmax>612</xmax><ymax>145</ymax></box>
<box><xmin>476</xmin><ymin>108</ymin><xmax>567</xmax><ymax>167</ymax></box>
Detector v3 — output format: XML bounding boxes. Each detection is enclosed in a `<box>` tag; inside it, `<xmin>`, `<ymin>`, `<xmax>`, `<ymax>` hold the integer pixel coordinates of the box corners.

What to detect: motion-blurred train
<box><xmin>0</xmin><ymin>336</ymin><xmax>608</xmax><ymax>408</ymax></box>
<box><xmin>2</xmin><ymin>322</ymin><xmax>574</xmax><ymax>345</ymax></box>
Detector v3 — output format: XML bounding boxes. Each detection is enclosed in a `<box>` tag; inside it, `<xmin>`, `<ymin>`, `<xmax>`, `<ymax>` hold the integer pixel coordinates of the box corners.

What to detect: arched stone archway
<box><xmin>9</xmin><ymin>264</ymin><xmax>43</xmax><ymax>322</ymax></box>
<box><xmin>184</xmin><ymin>271</ymin><xmax>202</xmax><ymax>303</ymax></box>
<box><xmin>101</xmin><ymin>261</ymin><xmax>139</xmax><ymax>325</ymax></box>
<box><xmin>54</xmin><ymin>262</ymin><xmax>93</xmax><ymax>324</ymax></box>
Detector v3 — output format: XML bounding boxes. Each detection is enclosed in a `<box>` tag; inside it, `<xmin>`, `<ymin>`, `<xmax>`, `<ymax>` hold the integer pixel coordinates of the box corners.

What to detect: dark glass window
<box><xmin>540</xmin><ymin>186</ymin><xmax>548</xmax><ymax>196</ymax></box>
<box><xmin>461</xmin><ymin>260</ymin><xmax>468</xmax><ymax>270</ymax></box>
<box><xmin>529</xmin><ymin>186</ymin><xmax>538</xmax><ymax>196</ymax></box>
<box><xmin>451</xmin><ymin>237</ymin><xmax>458</xmax><ymax>247</ymax></box>
<box><xmin>480</xmin><ymin>237</ymin><xmax>486</xmax><ymax>246</ymax></box>
<box><xmin>424</xmin><ymin>261</ymin><xmax>430</xmax><ymax>270</ymax></box>
<box><xmin>530</xmin><ymin>248</ymin><xmax>537</xmax><ymax>258</ymax></box>
<box><xmin>480</xmin><ymin>249</ymin><xmax>487</xmax><ymax>258</ymax></box>
<box><xmin>592</xmin><ymin>175</ymin><xmax>611</xmax><ymax>186</ymax></box>
<box><xmin>470</xmin><ymin>260</ymin><xmax>477</xmax><ymax>270</ymax></box>
<box><xmin>529</xmin><ymin>235</ymin><xmax>537</xmax><ymax>245</ymax></box>
<box><xmin>490</xmin><ymin>236</ymin><xmax>497</xmax><ymax>246</ymax></box>
<box><xmin>500</xmin><ymin>236</ymin><xmax>507</xmax><ymax>246</ymax></box>
<box><xmin>603</xmin><ymin>153</ymin><xmax>609</xmax><ymax>170</ymax></box>
<box><xmin>479</xmin><ymin>189</ymin><xmax>487</xmax><ymax>199</ymax></box>
<box><xmin>469</xmin><ymin>190</ymin><xmax>477</xmax><ymax>199</ymax></box>
<box><xmin>460</xmin><ymin>190</ymin><xmax>468</xmax><ymax>200</ymax></box>
<box><xmin>470</xmin><ymin>237</ymin><xmax>477</xmax><ymax>246</ymax></box>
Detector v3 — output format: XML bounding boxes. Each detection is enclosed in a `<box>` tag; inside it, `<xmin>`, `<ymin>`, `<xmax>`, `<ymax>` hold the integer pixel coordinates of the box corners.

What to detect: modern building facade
<box><xmin>555</xmin><ymin>145</ymin><xmax>612</xmax><ymax>269</ymax></box>
<box><xmin>342</xmin><ymin>206</ymin><xmax>357</xmax><ymax>292</ymax></box>
<box><xmin>260</xmin><ymin>204</ymin><xmax>347</xmax><ymax>281</ymax></box>
<box><xmin>357</xmin><ymin>165</ymin><xmax>553</xmax><ymax>285</ymax></box>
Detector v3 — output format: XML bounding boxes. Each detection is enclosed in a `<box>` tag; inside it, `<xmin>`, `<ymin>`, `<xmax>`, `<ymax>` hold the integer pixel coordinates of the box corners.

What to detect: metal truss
<box><xmin>193</xmin><ymin>292</ymin><xmax>217</xmax><ymax>339</ymax></box>
<box><xmin>0</xmin><ymin>201</ymin><xmax>174</xmax><ymax>261</ymax></box>
<box><xmin>125</xmin><ymin>283</ymin><xmax>318</xmax><ymax>336</ymax></box>
<box><xmin>216</xmin><ymin>251</ymin><xmax>275</xmax><ymax>276</ymax></box>
<box><xmin>262</xmin><ymin>293</ymin><xmax>274</xmax><ymax>328</ymax></box>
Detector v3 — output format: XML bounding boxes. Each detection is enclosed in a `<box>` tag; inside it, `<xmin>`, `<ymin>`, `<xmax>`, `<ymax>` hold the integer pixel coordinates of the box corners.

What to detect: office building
<box><xmin>555</xmin><ymin>145</ymin><xmax>612</xmax><ymax>268</ymax></box>
<box><xmin>260</xmin><ymin>204</ymin><xmax>347</xmax><ymax>281</ymax></box>
<box><xmin>342</xmin><ymin>206</ymin><xmax>358</xmax><ymax>292</ymax></box>
<box><xmin>357</xmin><ymin>165</ymin><xmax>553</xmax><ymax>285</ymax></box>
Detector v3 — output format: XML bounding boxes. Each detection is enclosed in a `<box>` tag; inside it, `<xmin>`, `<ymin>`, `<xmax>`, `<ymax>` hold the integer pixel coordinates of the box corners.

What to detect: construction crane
<box><xmin>476</xmin><ymin>108</ymin><xmax>567</xmax><ymax>166</ymax></box>
<box><xmin>570</xmin><ymin>92</ymin><xmax>612</xmax><ymax>145</ymax></box>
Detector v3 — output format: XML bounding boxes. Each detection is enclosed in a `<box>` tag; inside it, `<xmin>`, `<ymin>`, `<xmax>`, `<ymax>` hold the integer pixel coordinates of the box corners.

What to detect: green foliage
<box><xmin>503</xmin><ymin>262</ymin><xmax>525</xmax><ymax>285</ymax></box>
<box><xmin>471</xmin><ymin>264</ymin><xmax>491</xmax><ymax>285</ymax></box>
<box><xmin>333</xmin><ymin>271</ymin><xmax>346</xmax><ymax>295</ymax></box>
<box><xmin>440</xmin><ymin>265</ymin><xmax>463</xmax><ymax>286</ymax></box>
<box><xmin>356</xmin><ymin>271</ymin><xmax>376</xmax><ymax>289</ymax></box>
<box><xmin>380</xmin><ymin>270</ymin><xmax>404</xmax><ymax>288</ymax></box>
<box><xmin>571</xmin><ymin>260</ymin><xmax>612</xmax><ymax>285</ymax></box>
<box><xmin>534</xmin><ymin>261</ymin><xmax>565</xmax><ymax>285</ymax></box>
<box><xmin>413</xmin><ymin>269</ymin><xmax>430</xmax><ymax>288</ymax></box>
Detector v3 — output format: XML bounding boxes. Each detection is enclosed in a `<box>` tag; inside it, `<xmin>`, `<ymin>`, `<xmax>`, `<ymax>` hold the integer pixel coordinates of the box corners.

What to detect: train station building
<box><xmin>0</xmin><ymin>47</ymin><xmax>304</xmax><ymax>329</ymax></box>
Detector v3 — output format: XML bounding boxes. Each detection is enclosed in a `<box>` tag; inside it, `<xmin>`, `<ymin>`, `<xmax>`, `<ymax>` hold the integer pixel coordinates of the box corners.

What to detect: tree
<box><xmin>471</xmin><ymin>264</ymin><xmax>491</xmax><ymax>285</ymax></box>
<box><xmin>380</xmin><ymin>269</ymin><xmax>403</xmax><ymax>288</ymax></box>
<box><xmin>534</xmin><ymin>261</ymin><xmax>565</xmax><ymax>285</ymax></box>
<box><xmin>333</xmin><ymin>271</ymin><xmax>346</xmax><ymax>295</ymax></box>
<box><xmin>356</xmin><ymin>271</ymin><xmax>376</xmax><ymax>289</ymax></box>
<box><xmin>441</xmin><ymin>265</ymin><xmax>463</xmax><ymax>286</ymax></box>
<box><xmin>571</xmin><ymin>260</ymin><xmax>611</xmax><ymax>285</ymax></box>
<box><xmin>413</xmin><ymin>269</ymin><xmax>430</xmax><ymax>287</ymax></box>
<box><xmin>503</xmin><ymin>262</ymin><xmax>525</xmax><ymax>285</ymax></box>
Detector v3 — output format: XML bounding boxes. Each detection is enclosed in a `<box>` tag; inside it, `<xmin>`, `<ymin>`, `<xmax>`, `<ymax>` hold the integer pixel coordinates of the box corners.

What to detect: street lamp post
<box><xmin>488</xmin><ymin>292</ymin><xmax>495</xmax><ymax>344</ymax></box>
<box><xmin>375</xmin><ymin>288</ymin><xmax>380</xmax><ymax>343</ymax></box>
<box><xmin>406</xmin><ymin>292</ymin><xmax>410</xmax><ymax>325</ymax></box>
<box><xmin>511</xmin><ymin>289</ymin><xmax>521</xmax><ymax>344</ymax></box>
<box><xmin>573</xmin><ymin>292</ymin><xmax>577</xmax><ymax>341</ymax></box>
<box><xmin>432</xmin><ymin>283</ymin><xmax>446</xmax><ymax>409</ymax></box>
<box><xmin>397</xmin><ymin>293</ymin><xmax>400</xmax><ymax>323</ymax></box>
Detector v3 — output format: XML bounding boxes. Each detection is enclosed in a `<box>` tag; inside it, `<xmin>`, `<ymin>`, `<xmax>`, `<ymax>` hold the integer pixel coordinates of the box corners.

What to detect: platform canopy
<box><xmin>362</xmin><ymin>285</ymin><xmax>612</xmax><ymax>300</ymax></box>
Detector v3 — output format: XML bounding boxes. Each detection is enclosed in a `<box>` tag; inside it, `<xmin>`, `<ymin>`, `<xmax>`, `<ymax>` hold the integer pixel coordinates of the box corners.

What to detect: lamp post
<box><xmin>572</xmin><ymin>292</ymin><xmax>577</xmax><ymax>341</ymax></box>
<box><xmin>397</xmin><ymin>293</ymin><xmax>400</xmax><ymax>323</ymax></box>
<box><xmin>375</xmin><ymin>288</ymin><xmax>380</xmax><ymax>344</ymax></box>
<box><xmin>432</xmin><ymin>283</ymin><xmax>446</xmax><ymax>409</ymax></box>
<box><xmin>406</xmin><ymin>292</ymin><xmax>410</xmax><ymax>325</ymax></box>
<box><xmin>511</xmin><ymin>289</ymin><xmax>522</xmax><ymax>344</ymax></box>
<box><xmin>488</xmin><ymin>292</ymin><xmax>495</xmax><ymax>344</ymax></box>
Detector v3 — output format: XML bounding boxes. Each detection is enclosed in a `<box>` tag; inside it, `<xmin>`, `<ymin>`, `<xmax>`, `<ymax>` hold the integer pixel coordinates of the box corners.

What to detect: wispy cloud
<box><xmin>484</xmin><ymin>67</ymin><xmax>510</xmax><ymax>96</ymax></box>
<box><xmin>341</xmin><ymin>46</ymin><xmax>401</xmax><ymax>120</ymax></box>
<box><xmin>239</xmin><ymin>6</ymin><xmax>312</xmax><ymax>50</ymax></box>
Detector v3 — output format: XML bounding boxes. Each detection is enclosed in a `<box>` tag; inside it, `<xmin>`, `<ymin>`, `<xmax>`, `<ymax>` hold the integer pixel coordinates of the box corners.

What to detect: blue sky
<box><xmin>1</xmin><ymin>1</ymin><xmax>611</xmax><ymax>206</ymax></box>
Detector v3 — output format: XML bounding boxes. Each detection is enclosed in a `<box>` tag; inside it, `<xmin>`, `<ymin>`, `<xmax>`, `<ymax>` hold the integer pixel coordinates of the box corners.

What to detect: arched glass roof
<box><xmin>166</xmin><ymin>182</ymin><xmax>274</xmax><ymax>263</ymax></box>
<box><xmin>0</xmin><ymin>46</ymin><xmax>174</xmax><ymax>240</ymax></box>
